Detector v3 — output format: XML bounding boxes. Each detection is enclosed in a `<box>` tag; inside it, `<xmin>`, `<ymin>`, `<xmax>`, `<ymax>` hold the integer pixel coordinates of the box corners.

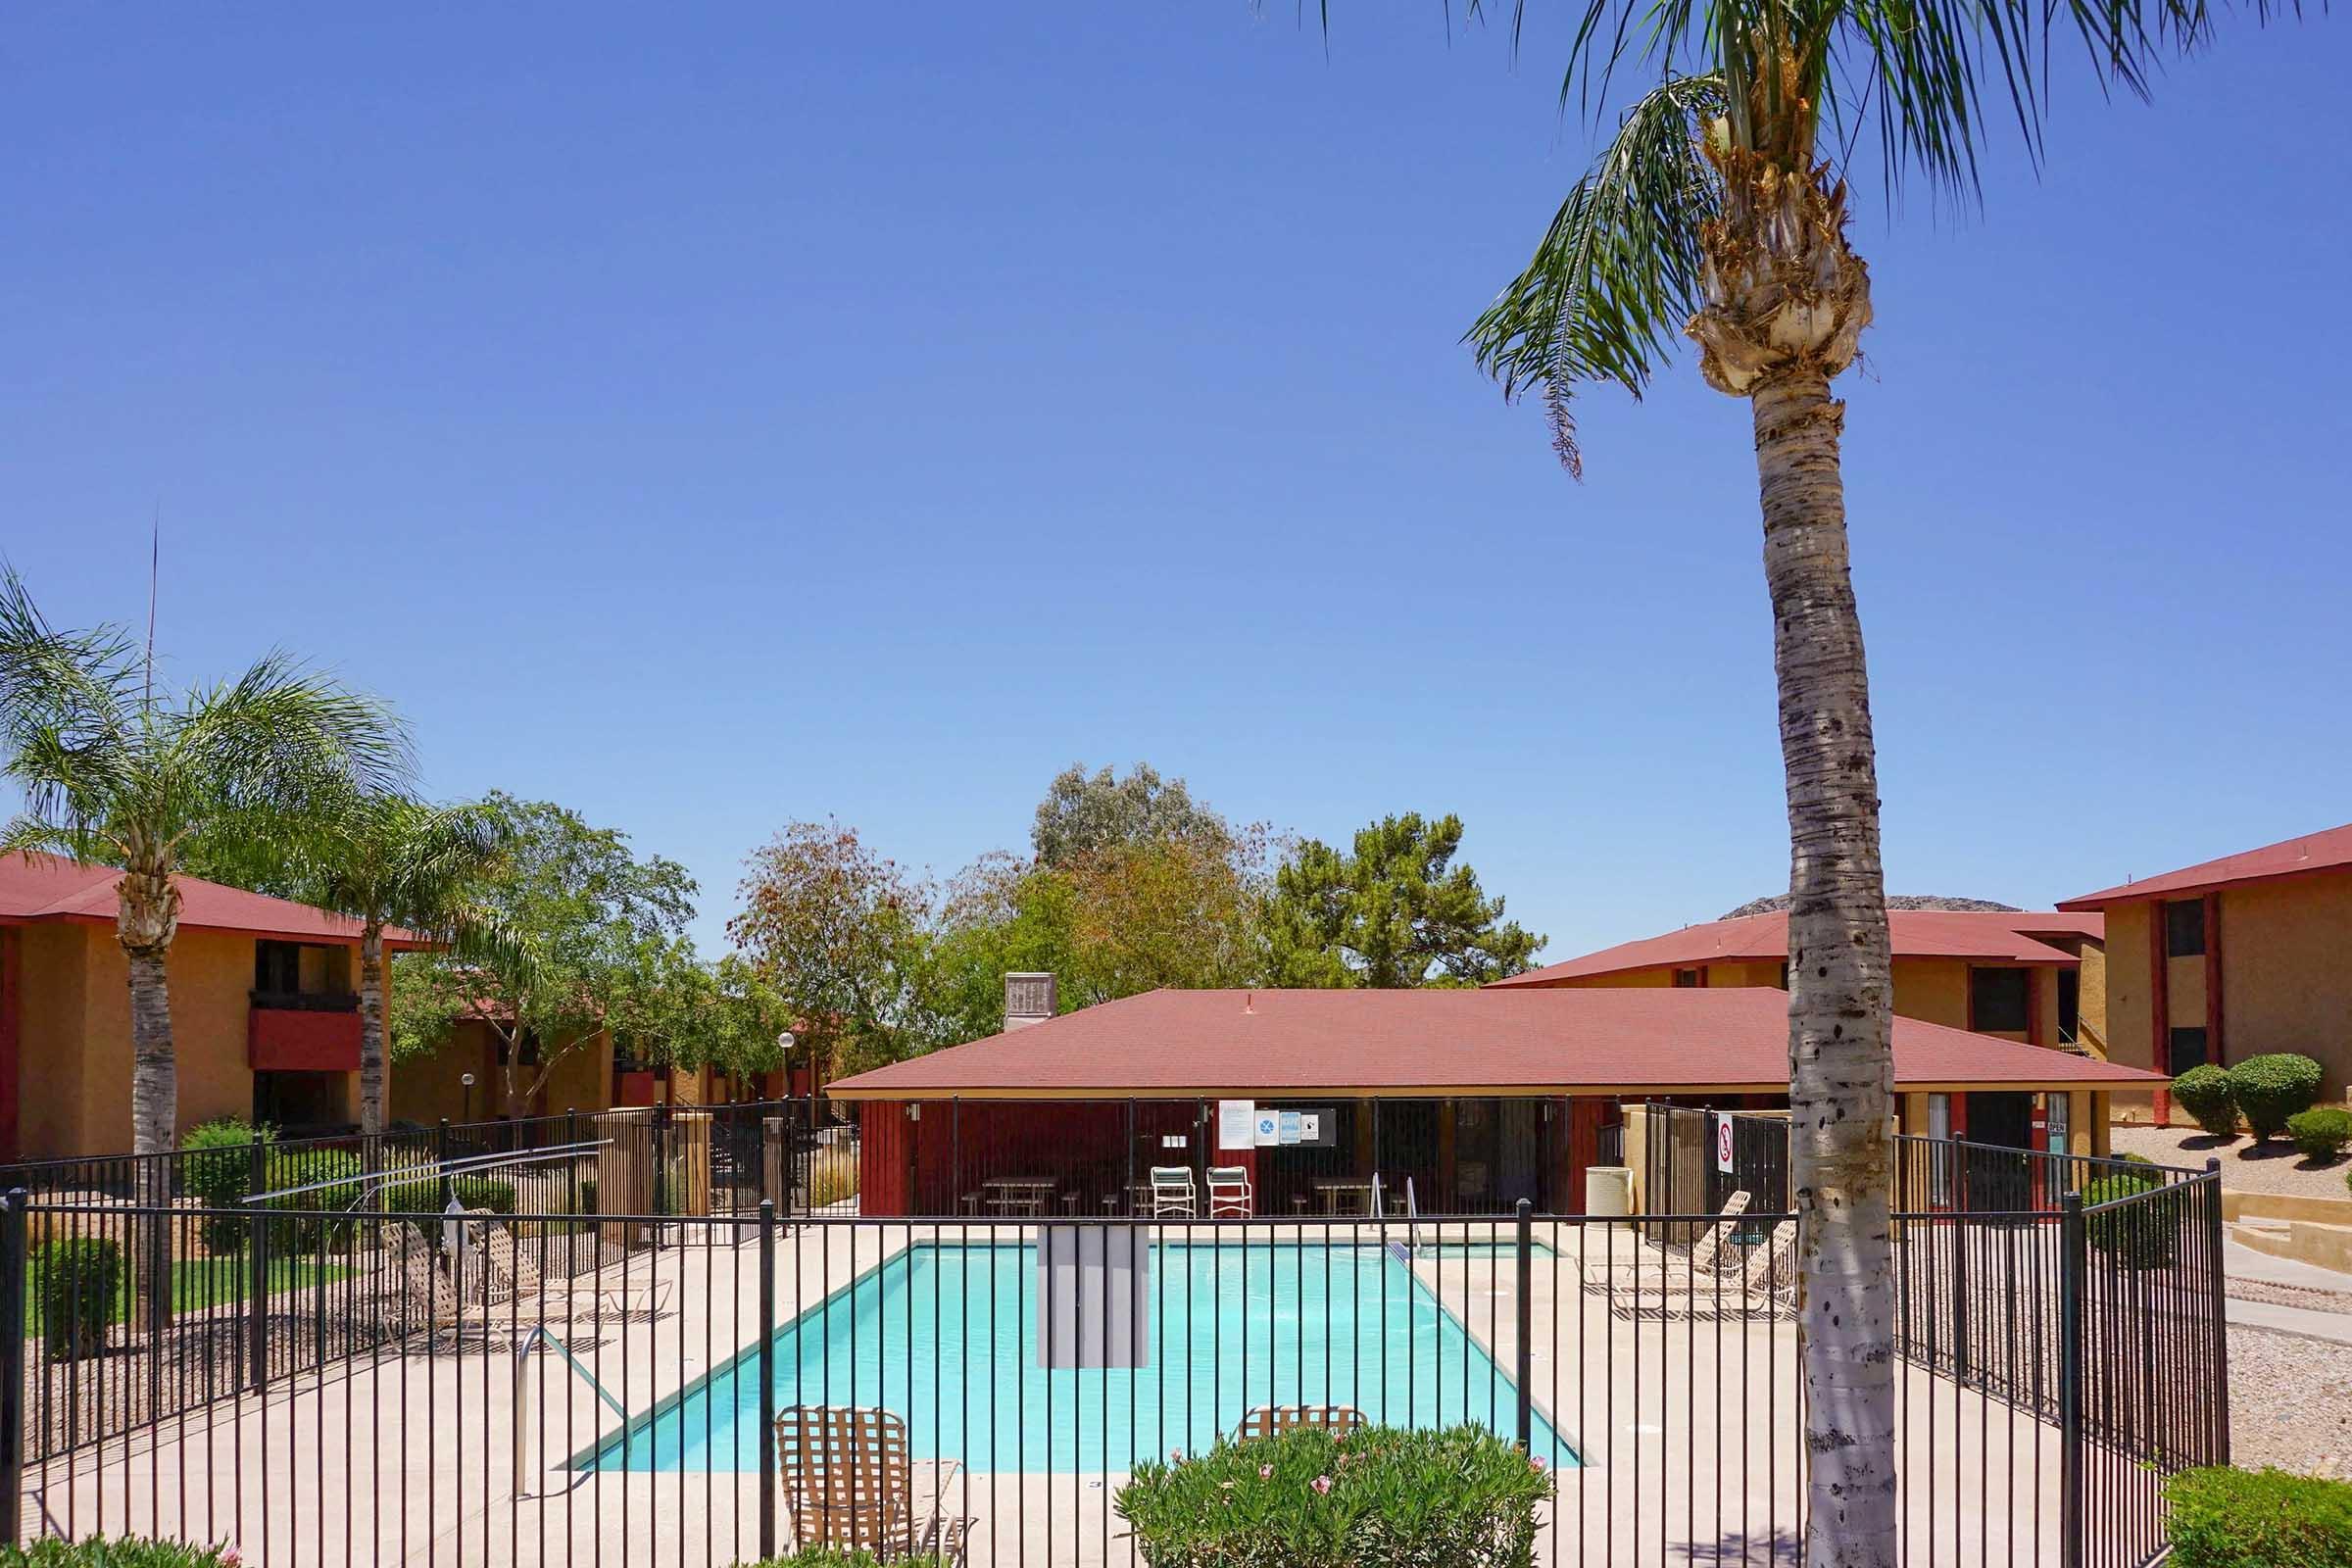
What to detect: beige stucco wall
<box><xmin>11</xmin><ymin>922</ymin><xmax>350</xmax><ymax>1158</ymax></box>
<box><xmin>2220</xmin><ymin>875</ymin><xmax>2352</xmax><ymax>1102</ymax></box>
<box><xmin>1891</xmin><ymin>958</ymin><xmax>1972</xmax><ymax>1031</ymax></box>
<box><xmin>16</xmin><ymin>923</ymin><xmax>94</xmax><ymax>1159</ymax></box>
<box><xmin>392</xmin><ymin>1019</ymin><xmax>618</xmax><ymax>1127</ymax></box>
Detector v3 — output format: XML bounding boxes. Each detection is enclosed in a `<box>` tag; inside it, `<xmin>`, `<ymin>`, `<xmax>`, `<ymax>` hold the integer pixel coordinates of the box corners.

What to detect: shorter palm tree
<box><xmin>0</xmin><ymin>568</ymin><xmax>410</xmax><ymax>1323</ymax></box>
<box><xmin>306</xmin><ymin>793</ymin><xmax>526</xmax><ymax>1135</ymax></box>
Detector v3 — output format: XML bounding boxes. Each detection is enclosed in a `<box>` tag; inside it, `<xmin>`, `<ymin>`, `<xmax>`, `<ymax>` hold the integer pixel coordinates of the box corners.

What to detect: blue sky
<box><xmin>4</xmin><ymin>4</ymin><xmax>2345</xmax><ymax>959</ymax></box>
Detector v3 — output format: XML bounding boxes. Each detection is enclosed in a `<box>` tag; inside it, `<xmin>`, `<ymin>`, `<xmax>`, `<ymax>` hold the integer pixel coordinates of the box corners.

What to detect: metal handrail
<box><xmin>237</xmin><ymin>1139</ymin><xmax>612</xmax><ymax>1208</ymax></box>
<box><xmin>514</xmin><ymin>1322</ymin><xmax>629</xmax><ymax>1496</ymax></box>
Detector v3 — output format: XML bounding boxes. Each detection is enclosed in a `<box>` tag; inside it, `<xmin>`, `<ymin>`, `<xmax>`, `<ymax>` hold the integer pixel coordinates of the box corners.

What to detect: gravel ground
<box><xmin>2229</xmin><ymin>1322</ymin><xmax>2352</xmax><ymax>1478</ymax></box>
<box><xmin>2111</xmin><ymin>1125</ymin><xmax>2352</xmax><ymax>1199</ymax></box>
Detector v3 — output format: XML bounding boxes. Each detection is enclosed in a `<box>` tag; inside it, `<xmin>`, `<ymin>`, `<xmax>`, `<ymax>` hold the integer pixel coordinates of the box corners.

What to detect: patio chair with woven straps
<box><xmin>1237</xmin><ymin>1404</ymin><xmax>1365</xmax><ymax>1439</ymax></box>
<box><xmin>775</xmin><ymin>1405</ymin><xmax>970</xmax><ymax>1565</ymax></box>
<box><xmin>1149</xmin><ymin>1167</ymin><xmax>1198</xmax><ymax>1219</ymax></box>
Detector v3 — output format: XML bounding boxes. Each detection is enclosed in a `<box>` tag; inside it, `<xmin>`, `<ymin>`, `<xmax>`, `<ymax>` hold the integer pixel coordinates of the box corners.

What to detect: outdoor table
<box><xmin>1313</xmin><ymin>1180</ymin><xmax>1387</xmax><ymax>1217</ymax></box>
<box><xmin>980</xmin><ymin>1178</ymin><xmax>1056</xmax><ymax>1216</ymax></box>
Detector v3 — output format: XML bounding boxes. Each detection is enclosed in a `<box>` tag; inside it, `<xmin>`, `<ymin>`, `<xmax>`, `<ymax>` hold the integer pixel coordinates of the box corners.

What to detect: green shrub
<box><xmin>35</xmin><ymin>1239</ymin><xmax>122</xmax><ymax>1361</ymax></box>
<box><xmin>0</xmin><ymin>1539</ymin><xmax>245</xmax><ymax>1566</ymax></box>
<box><xmin>179</xmin><ymin>1117</ymin><xmax>273</xmax><ymax>1251</ymax></box>
<box><xmin>2230</xmin><ymin>1054</ymin><xmax>2327</xmax><ymax>1141</ymax></box>
<box><xmin>380</xmin><ymin>1175</ymin><xmax>517</xmax><ymax>1216</ymax></box>
<box><xmin>2165</xmin><ymin>1466</ymin><xmax>2352</xmax><ymax>1566</ymax></box>
<box><xmin>1116</xmin><ymin>1424</ymin><xmax>1551</xmax><ymax>1568</ymax></box>
<box><xmin>267</xmin><ymin>1148</ymin><xmax>366</xmax><ymax>1250</ymax></box>
<box><xmin>2172</xmin><ymin>1065</ymin><xmax>2238</xmax><ymax>1138</ymax></box>
<box><xmin>2082</xmin><ymin>1172</ymin><xmax>2182</xmax><ymax>1269</ymax></box>
<box><xmin>2117</xmin><ymin>1151</ymin><xmax>2157</xmax><ymax>1166</ymax></box>
<box><xmin>2287</xmin><ymin>1107</ymin><xmax>2352</xmax><ymax>1161</ymax></box>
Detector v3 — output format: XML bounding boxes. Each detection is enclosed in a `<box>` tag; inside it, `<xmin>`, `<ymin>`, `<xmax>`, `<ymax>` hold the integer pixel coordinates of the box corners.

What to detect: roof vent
<box><xmin>1004</xmin><ymin>972</ymin><xmax>1056</xmax><ymax>1032</ymax></box>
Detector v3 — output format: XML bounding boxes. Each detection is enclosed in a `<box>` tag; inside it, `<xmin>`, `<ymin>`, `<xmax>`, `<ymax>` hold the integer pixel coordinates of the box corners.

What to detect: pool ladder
<box><xmin>512</xmin><ymin>1324</ymin><xmax>629</xmax><ymax>1496</ymax></box>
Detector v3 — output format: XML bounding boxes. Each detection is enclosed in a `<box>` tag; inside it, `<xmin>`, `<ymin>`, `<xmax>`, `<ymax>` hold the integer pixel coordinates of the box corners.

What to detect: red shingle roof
<box><xmin>826</xmin><ymin>987</ymin><xmax>2160</xmax><ymax>1100</ymax></box>
<box><xmin>0</xmin><ymin>854</ymin><xmax>425</xmax><ymax>949</ymax></box>
<box><xmin>1486</xmin><ymin>909</ymin><xmax>2101</xmax><ymax>989</ymax></box>
<box><xmin>2059</xmin><ymin>823</ymin><xmax>2352</xmax><ymax>910</ymax></box>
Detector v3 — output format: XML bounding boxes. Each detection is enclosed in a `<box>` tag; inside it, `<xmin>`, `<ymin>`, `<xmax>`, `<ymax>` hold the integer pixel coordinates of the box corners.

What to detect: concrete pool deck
<box><xmin>16</xmin><ymin>1219</ymin><xmax>2118</xmax><ymax>1565</ymax></box>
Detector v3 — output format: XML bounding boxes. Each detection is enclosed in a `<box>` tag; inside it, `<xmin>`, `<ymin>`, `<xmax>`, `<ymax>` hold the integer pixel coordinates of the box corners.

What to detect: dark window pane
<box><xmin>2168</xmin><ymin>1026</ymin><xmax>2209</xmax><ymax>1073</ymax></box>
<box><xmin>1672</xmin><ymin>968</ymin><xmax>1702</xmax><ymax>988</ymax></box>
<box><xmin>1970</xmin><ymin>966</ymin><xmax>2032</xmax><ymax>1033</ymax></box>
<box><xmin>2165</xmin><ymin>899</ymin><xmax>2206</xmax><ymax>958</ymax></box>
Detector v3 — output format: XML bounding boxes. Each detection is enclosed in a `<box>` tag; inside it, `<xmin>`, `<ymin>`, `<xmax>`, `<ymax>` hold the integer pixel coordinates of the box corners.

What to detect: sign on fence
<box><xmin>1713</xmin><ymin>1112</ymin><xmax>1737</xmax><ymax>1174</ymax></box>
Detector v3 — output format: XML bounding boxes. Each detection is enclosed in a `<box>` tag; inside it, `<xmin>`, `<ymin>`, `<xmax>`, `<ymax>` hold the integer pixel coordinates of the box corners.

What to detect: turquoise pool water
<box><xmin>587</xmin><ymin>1240</ymin><xmax>1576</xmax><ymax>1473</ymax></box>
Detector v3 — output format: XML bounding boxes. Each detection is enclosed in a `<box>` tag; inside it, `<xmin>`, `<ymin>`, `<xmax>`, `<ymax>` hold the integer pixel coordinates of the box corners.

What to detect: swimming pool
<box><xmin>588</xmin><ymin>1239</ymin><xmax>1576</xmax><ymax>1474</ymax></box>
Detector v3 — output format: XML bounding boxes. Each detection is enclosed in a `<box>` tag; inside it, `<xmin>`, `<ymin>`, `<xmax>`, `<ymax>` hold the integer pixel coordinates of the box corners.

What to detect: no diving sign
<box><xmin>1712</xmin><ymin>1112</ymin><xmax>1737</xmax><ymax>1174</ymax></box>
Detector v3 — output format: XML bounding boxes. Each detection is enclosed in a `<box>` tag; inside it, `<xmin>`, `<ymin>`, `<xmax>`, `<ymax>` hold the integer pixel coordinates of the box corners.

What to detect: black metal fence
<box><xmin>0</xmin><ymin>1098</ymin><xmax>861</xmax><ymax>1226</ymax></box>
<box><xmin>0</xmin><ymin>1174</ymin><xmax>2221</xmax><ymax>1566</ymax></box>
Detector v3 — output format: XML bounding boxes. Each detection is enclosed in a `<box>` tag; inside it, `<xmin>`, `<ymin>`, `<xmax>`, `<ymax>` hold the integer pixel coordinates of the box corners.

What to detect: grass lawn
<box><xmin>26</xmin><ymin>1255</ymin><xmax>354</xmax><ymax>1335</ymax></box>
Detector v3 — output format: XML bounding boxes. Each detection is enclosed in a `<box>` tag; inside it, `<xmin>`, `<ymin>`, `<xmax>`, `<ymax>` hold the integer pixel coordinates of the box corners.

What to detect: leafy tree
<box><xmin>392</xmin><ymin>794</ymin><xmax>699</xmax><ymax>1115</ymax></box>
<box><xmin>1031</xmin><ymin>762</ymin><xmax>1234</xmax><ymax>868</ymax></box>
<box><xmin>1449</xmin><ymin>0</ymin><xmax>2295</xmax><ymax>1551</ymax></box>
<box><xmin>600</xmin><ymin>945</ymin><xmax>793</xmax><ymax>1086</ymax></box>
<box><xmin>1265</xmin><ymin>812</ymin><xmax>1540</xmax><ymax>987</ymax></box>
<box><xmin>0</xmin><ymin>568</ymin><xmax>408</xmax><ymax>1325</ymax></box>
<box><xmin>727</xmin><ymin>819</ymin><xmax>939</xmax><ymax>1075</ymax></box>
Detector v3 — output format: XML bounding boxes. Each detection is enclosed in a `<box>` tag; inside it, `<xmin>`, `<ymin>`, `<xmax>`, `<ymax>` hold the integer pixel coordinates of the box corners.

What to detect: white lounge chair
<box><xmin>1205</xmin><ymin>1165</ymin><xmax>1253</xmax><ymax>1218</ymax></box>
<box><xmin>1149</xmin><ymin>1167</ymin><xmax>1198</xmax><ymax>1218</ymax></box>
<box><xmin>1238</xmin><ymin>1404</ymin><xmax>1363</xmax><ymax>1439</ymax></box>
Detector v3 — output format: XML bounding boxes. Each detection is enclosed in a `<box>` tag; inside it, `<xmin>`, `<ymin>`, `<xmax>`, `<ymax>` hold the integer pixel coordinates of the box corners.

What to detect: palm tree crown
<box><xmin>1463</xmin><ymin>0</ymin><xmax>2278</xmax><ymax>472</ymax></box>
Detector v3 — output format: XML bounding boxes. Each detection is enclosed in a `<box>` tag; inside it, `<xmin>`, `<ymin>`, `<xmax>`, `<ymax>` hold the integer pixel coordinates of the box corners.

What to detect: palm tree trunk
<box><xmin>1754</xmin><ymin>369</ymin><xmax>1897</xmax><ymax>1565</ymax></box>
<box><xmin>357</xmin><ymin>924</ymin><xmax>387</xmax><ymax>1136</ymax></box>
<box><xmin>124</xmin><ymin>938</ymin><xmax>179</xmax><ymax>1340</ymax></box>
<box><xmin>117</xmin><ymin>858</ymin><xmax>182</xmax><ymax>1336</ymax></box>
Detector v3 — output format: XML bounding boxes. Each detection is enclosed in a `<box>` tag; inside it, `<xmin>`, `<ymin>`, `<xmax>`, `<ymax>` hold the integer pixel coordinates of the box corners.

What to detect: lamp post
<box><xmin>461</xmin><ymin>1072</ymin><xmax>475</xmax><ymax>1125</ymax></box>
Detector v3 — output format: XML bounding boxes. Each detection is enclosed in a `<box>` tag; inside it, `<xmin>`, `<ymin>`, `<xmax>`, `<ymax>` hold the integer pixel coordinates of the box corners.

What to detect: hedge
<box><xmin>2286</xmin><ymin>1107</ymin><xmax>2352</xmax><ymax>1161</ymax></box>
<box><xmin>2165</xmin><ymin>1466</ymin><xmax>2352</xmax><ymax>1566</ymax></box>
<box><xmin>2082</xmin><ymin>1172</ymin><xmax>2180</xmax><ymax>1269</ymax></box>
<box><xmin>179</xmin><ymin>1117</ymin><xmax>274</xmax><ymax>1251</ymax></box>
<box><xmin>2172</xmin><ymin>1065</ymin><xmax>2238</xmax><ymax>1138</ymax></box>
<box><xmin>2230</xmin><ymin>1054</ymin><xmax>2326</xmax><ymax>1141</ymax></box>
<box><xmin>34</xmin><ymin>1239</ymin><xmax>122</xmax><ymax>1361</ymax></box>
<box><xmin>0</xmin><ymin>1540</ymin><xmax>243</xmax><ymax>1567</ymax></box>
<box><xmin>1116</xmin><ymin>1424</ymin><xmax>1551</xmax><ymax>1568</ymax></box>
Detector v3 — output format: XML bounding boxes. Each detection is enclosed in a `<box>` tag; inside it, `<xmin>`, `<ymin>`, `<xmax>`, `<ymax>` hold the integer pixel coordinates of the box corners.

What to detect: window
<box><xmin>2168</xmin><ymin>1026</ymin><xmax>2210</xmax><ymax>1074</ymax></box>
<box><xmin>255</xmin><ymin>940</ymin><xmax>303</xmax><ymax>994</ymax></box>
<box><xmin>2056</xmin><ymin>970</ymin><xmax>2081</xmax><ymax>1044</ymax></box>
<box><xmin>1672</xmin><ymin>968</ymin><xmax>1703</xmax><ymax>988</ymax></box>
<box><xmin>2165</xmin><ymin>899</ymin><xmax>2206</xmax><ymax>958</ymax></box>
<box><xmin>1969</xmin><ymin>966</ymin><xmax>2031</xmax><ymax>1033</ymax></box>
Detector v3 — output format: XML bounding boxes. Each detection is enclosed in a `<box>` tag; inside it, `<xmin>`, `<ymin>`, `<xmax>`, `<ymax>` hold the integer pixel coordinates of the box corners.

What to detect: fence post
<box><xmin>248</xmin><ymin>1136</ymin><xmax>270</xmax><ymax>1394</ymax></box>
<box><xmin>2202</xmin><ymin>1156</ymin><xmax>2231</xmax><ymax>1466</ymax></box>
<box><xmin>1514</xmin><ymin>1198</ymin><xmax>1533</xmax><ymax>1454</ymax></box>
<box><xmin>2058</xmin><ymin>1190</ymin><xmax>2086</xmax><ymax>1568</ymax></box>
<box><xmin>759</xmin><ymin>1199</ymin><xmax>778</xmax><ymax>1557</ymax></box>
<box><xmin>1</xmin><ymin>1188</ymin><xmax>28</xmax><ymax>1545</ymax></box>
<box><xmin>436</xmin><ymin>1118</ymin><xmax>454</xmax><ymax>1212</ymax></box>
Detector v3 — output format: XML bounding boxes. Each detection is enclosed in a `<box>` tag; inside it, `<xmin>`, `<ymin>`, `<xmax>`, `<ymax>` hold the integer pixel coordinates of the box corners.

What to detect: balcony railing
<box><xmin>248</xmin><ymin>989</ymin><xmax>360</xmax><ymax>1013</ymax></box>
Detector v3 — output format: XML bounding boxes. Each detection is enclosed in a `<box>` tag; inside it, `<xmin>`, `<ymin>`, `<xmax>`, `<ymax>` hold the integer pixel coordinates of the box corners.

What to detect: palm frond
<box><xmin>164</xmin><ymin>652</ymin><xmax>414</xmax><ymax>837</ymax></box>
<box><xmin>1464</xmin><ymin>73</ymin><xmax>1726</xmax><ymax>476</ymax></box>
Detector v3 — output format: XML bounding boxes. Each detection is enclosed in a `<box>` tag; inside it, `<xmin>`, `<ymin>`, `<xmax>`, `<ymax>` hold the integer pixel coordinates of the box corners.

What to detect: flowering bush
<box><xmin>1116</xmin><ymin>1424</ymin><xmax>1552</xmax><ymax>1568</ymax></box>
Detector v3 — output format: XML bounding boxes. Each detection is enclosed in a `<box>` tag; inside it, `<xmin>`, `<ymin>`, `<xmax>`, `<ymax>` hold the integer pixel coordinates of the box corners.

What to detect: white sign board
<box><xmin>1217</xmin><ymin>1101</ymin><xmax>1257</xmax><ymax>1152</ymax></box>
<box><xmin>1297</xmin><ymin>1112</ymin><xmax>1321</xmax><ymax>1145</ymax></box>
<box><xmin>1278</xmin><ymin>1110</ymin><xmax>1301</xmax><ymax>1146</ymax></box>
<box><xmin>1713</xmin><ymin>1113</ymin><xmax>1737</xmax><ymax>1174</ymax></box>
<box><xmin>1253</xmin><ymin>1111</ymin><xmax>1281</xmax><ymax>1147</ymax></box>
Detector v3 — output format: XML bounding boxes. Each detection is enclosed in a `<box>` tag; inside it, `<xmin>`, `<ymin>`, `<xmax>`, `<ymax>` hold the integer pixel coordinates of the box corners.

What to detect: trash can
<box><xmin>1587</xmin><ymin>1165</ymin><xmax>1634</xmax><ymax>1217</ymax></box>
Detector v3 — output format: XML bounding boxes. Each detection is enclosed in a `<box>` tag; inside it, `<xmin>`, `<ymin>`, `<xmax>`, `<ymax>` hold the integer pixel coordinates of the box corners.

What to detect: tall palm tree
<box><xmin>0</xmin><ymin>569</ymin><xmax>410</xmax><ymax>1189</ymax></box>
<box><xmin>305</xmin><ymin>793</ymin><xmax>522</xmax><ymax>1135</ymax></box>
<box><xmin>1456</xmin><ymin>0</ymin><xmax>2285</xmax><ymax>1556</ymax></box>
